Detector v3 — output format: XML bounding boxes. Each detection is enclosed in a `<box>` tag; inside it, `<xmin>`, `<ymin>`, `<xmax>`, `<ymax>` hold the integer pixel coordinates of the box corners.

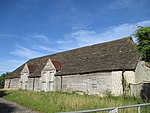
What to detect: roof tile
<box><xmin>6</xmin><ymin>37</ymin><xmax>139</xmax><ymax>78</ymax></box>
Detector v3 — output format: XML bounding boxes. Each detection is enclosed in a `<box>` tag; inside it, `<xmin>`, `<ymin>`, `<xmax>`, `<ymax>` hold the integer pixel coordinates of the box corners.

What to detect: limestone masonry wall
<box><xmin>55</xmin><ymin>72</ymin><xmax>112</xmax><ymax>96</ymax></box>
<box><xmin>130</xmin><ymin>61</ymin><xmax>150</xmax><ymax>97</ymax></box>
<box><xmin>5</xmin><ymin>78</ymin><xmax>20</xmax><ymax>89</ymax></box>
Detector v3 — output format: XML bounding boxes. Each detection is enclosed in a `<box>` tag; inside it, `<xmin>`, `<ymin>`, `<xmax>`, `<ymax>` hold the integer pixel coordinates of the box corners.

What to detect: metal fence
<box><xmin>58</xmin><ymin>103</ymin><xmax>150</xmax><ymax>113</ymax></box>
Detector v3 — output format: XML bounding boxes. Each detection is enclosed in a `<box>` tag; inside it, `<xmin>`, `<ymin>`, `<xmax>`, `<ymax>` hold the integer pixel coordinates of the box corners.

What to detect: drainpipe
<box><xmin>122</xmin><ymin>69</ymin><xmax>125</xmax><ymax>94</ymax></box>
<box><xmin>8</xmin><ymin>79</ymin><xmax>11</xmax><ymax>88</ymax></box>
<box><xmin>33</xmin><ymin>77</ymin><xmax>35</xmax><ymax>91</ymax></box>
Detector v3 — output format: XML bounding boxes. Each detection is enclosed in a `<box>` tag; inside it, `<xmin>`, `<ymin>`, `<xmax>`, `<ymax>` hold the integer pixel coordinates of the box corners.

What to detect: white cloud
<box><xmin>38</xmin><ymin>46</ymin><xmax>59</xmax><ymax>52</ymax></box>
<box><xmin>110</xmin><ymin>0</ymin><xmax>136</xmax><ymax>9</ymax></box>
<box><xmin>136</xmin><ymin>20</ymin><xmax>150</xmax><ymax>26</ymax></box>
<box><xmin>0</xmin><ymin>34</ymin><xmax>17</xmax><ymax>38</ymax></box>
<box><xmin>60</xmin><ymin>20</ymin><xmax>150</xmax><ymax>47</ymax></box>
<box><xmin>0</xmin><ymin>59</ymin><xmax>26</xmax><ymax>74</ymax></box>
<box><xmin>16</xmin><ymin>3</ymin><xmax>28</xmax><ymax>10</ymax></box>
<box><xmin>11</xmin><ymin>45</ymin><xmax>43</xmax><ymax>59</ymax></box>
<box><xmin>16</xmin><ymin>0</ymin><xmax>40</xmax><ymax>10</ymax></box>
<box><xmin>3</xmin><ymin>20</ymin><xmax>150</xmax><ymax>74</ymax></box>
<box><xmin>31</xmin><ymin>33</ymin><xmax>49</xmax><ymax>43</ymax></box>
<box><xmin>70</xmin><ymin>30</ymin><xmax>101</xmax><ymax>46</ymax></box>
<box><xmin>11</xmin><ymin>20</ymin><xmax>150</xmax><ymax>54</ymax></box>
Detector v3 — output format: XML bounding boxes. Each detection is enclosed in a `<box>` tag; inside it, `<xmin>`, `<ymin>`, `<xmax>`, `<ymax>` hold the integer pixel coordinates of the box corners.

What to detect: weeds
<box><xmin>0</xmin><ymin>90</ymin><xmax>149</xmax><ymax>113</ymax></box>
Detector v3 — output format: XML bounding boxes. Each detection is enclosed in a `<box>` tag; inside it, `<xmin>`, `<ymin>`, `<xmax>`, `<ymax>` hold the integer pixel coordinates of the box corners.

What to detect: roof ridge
<box><xmin>29</xmin><ymin>36</ymin><xmax>132</xmax><ymax>60</ymax></box>
<box><xmin>7</xmin><ymin>36</ymin><xmax>139</xmax><ymax>78</ymax></box>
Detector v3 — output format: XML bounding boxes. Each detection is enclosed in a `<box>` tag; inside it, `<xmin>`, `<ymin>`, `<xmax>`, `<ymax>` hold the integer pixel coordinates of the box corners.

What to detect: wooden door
<box><xmin>41</xmin><ymin>72</ymin><xmax>47</xmax><ymax>91</ymax></box>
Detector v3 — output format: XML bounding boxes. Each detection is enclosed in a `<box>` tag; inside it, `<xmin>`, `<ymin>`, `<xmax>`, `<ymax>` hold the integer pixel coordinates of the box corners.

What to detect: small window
<box><xmin>42</xmin><ymin>81</ymin><xmax>46</xmax><ymax>83</ymax></box>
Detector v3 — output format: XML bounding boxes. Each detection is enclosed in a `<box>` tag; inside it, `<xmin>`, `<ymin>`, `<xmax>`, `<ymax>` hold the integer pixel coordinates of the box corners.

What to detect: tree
<box><xmin>0</xmin><ymin>72</ymin><xmax>9</xmax><ymax>88</ymax></box>
<box><xmin>134</xmin><ymin>26</ymin><xmax>150</xmax><ymax>62</ymax></box>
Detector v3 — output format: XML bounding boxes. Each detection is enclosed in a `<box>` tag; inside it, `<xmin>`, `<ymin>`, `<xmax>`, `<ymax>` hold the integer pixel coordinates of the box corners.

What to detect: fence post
<box><xmin>138</xmin><ymin>106</ymin><xmax>140</xmax><ymax>113</ymax></box>
<box><xmin>109</xmin><ymin>108</ymin><xmax>118</xmax><ymax>113</ymax></box>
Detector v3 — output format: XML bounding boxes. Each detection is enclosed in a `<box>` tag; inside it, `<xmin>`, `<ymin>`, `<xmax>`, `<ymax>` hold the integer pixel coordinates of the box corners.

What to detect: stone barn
<box><xmin>4</xmin><ymin>37</ymin><xmax>150</xmax><ymax>97</ymax></box>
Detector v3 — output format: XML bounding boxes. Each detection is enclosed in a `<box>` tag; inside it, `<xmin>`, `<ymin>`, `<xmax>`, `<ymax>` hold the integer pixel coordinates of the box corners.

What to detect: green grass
<box><xmin>0</xmin><ymin>89</ymin><xmax>149</xmax><ymax>113</ymax></box>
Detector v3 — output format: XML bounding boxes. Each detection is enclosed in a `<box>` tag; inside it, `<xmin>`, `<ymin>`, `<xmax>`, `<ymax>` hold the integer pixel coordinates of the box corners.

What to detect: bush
<box><xmin>134</xmin><ymin>26</ymin><xmax>150</xmax><ymax>62</ymax></box>
<box><xmin>0</xmin><ymin>73</ymin><xmax>9</xmax><ymax>88</ymax></box>
<box><xmin>105</xmin><ymin>90</ymin><xmax>113</xmax><ymax>98</ymax></box>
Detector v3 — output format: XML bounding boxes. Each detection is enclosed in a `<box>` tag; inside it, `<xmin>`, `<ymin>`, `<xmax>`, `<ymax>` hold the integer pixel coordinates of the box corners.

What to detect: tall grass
<box><xmin>0</xmin><ymin>90</ymin><xmax>149</xmax><ymax>113</ymax></box>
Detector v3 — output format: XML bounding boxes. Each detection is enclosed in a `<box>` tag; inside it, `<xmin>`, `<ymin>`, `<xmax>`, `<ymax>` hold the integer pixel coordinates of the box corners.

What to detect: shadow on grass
<box><xmin>0</xmin><ymin>90</ymin><xmax>17</xmax><ymax>113</ymax></box>
<box><xmin>0</xmin><ymin>90</ymin><xmax>7</xmax><ymax>97</ymax></box>
<box><xmin>0</xmin><ymin>102</ymin><xmax>17</xmax><ymax>113</ymax></box>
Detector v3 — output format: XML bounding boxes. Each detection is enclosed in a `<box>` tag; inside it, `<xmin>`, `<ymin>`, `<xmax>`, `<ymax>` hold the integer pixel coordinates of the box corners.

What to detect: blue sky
<box><xmin>0</xmin><ymin>0</ymin><xmax>150</xmax><ymax>74</ymax></box>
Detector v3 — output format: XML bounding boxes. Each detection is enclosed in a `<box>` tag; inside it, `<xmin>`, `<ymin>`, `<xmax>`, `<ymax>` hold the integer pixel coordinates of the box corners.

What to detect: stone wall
<box><xmin>34</xmin><ymin>78</ymin><xmax>41</xmax><ymax>91</ymax></box>
<box><xmin>5</xmin><ymin>78</ymin><xmax>20</xmax><ymax>89</ymax></box>
<box><xmin>28</xmin><ymin>78</ymin><xmax>41</xmax><ymax>91</ymax></box>
<box><xmin>55</xmin><ymin>72</ymin><xmax>112</xmax><ymax>96</ymax></box>
<box><xmin>54</xmin><ymin>76</ymin><xmax>61</xmax><ymax>91</ymax></box>
<box><xmin>4</xmin><ymin>79</ymin><xmax>11</xmax><ymax>88</ymax></box>
<box><xmin>10</xmin><ymin>78</ymin><xmax>20</xmax><ymax>88</ymax></box>
<box><xmin>124</xmin><ymin>71</ymin><xmax>136</xmax><ymax>95</ymax></box>
<box><xmin>124</xmin><ymin>71</ymin><xmax>135</xmax><ymax>84</ymax></box>
<box><xmin>20</xmin><ymin>73</ymin><xmax>29</xmax><ymax>90</ymax></box>
<box><xmin>135</xmin><ymin>61</ymin><xmax>150</xmax><ymax>83</ymax></box>
<box><xmin>111</xmin><ymin>71</ymin><xmax>123</xmax><ymax>96</ymax></box>
<box><xmin>55</xmin><ymin>70</ymin><xmax>135</xmax><ymax>96</ymax></box>
<box><xmin>130</xmin><ymin>61</ymin><xmax>150</xmax><ymax>97</ymax></box>
<box><xmin>111</xmin><ymin>71</ymin><xmax>135</xmax><ymax>96</ymax></box>
<box><xmin>4</xmin><ymin>70</ymin><xmax>136</xmax><ymax>97</ymax></box>
<box><xmin>28</xmin><ymin>78</ymin><xmax>34</xmax><ymax>90</ymax></box>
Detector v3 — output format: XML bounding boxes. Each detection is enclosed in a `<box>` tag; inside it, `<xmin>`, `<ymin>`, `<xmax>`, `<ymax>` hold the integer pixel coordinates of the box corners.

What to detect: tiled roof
<box><xmin>6</xmin><ymin>37</ymin><xmax>139</xmax><ymax>78</ymax></box>
<box><xmin>28</xmin><ymin>64</ymin><xmax>37</xmax><ymax>74</ymax></box>
<box><xmin>51</xmin><ymin>59</ymin><xmax>62</xmax><ymax>71</ymax></box>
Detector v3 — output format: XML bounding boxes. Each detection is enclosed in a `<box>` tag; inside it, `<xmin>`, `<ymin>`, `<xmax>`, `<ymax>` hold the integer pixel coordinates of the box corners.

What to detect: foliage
<box><xmin>134</xmin><ymin>26</ymin><xmax>150</xmax><ymax>62</ymax></box>
<box><xmin>0</xmin><ymin>72</ymin><xmax>9</xmax><ymax>88</ymax></box>
<box><xmin>105</xmin><ymin>90</ymin><xmax>113</xmax><ymax>98</ymax></box>
<box><xmin>122</xmin><ymin>71</ymin><xmax>130</xmax><ymax>96</ymax></box>
<box><xmin>0</xmin><ymin>90</ymin><xmax>149</xmax><ymax>113</ymax></box>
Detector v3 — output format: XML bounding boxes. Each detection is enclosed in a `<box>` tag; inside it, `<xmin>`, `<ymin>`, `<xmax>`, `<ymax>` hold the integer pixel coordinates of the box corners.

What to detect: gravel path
<box><xmin>0</xmin><ymin>98</ymin><xmax>39</xmax><ymax>113</ymax></box>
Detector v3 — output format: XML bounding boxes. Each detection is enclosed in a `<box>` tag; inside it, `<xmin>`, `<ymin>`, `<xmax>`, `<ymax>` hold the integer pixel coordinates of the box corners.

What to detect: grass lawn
<box><xmin>0</xmin><ymin>89</ymin><xmax>149</xmax><ymax>113</ymax></box>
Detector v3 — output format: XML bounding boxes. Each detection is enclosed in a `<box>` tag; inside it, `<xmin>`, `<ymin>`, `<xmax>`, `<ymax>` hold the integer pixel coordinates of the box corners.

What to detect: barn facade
<box><xmin>4</xmin><ymin>37</ymin><xmax>150</xmax><ymax>97</ymax></box>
